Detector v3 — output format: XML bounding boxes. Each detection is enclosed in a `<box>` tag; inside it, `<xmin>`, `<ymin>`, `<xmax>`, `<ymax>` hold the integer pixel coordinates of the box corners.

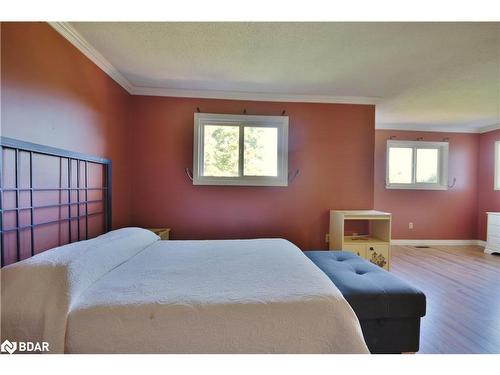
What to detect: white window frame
<box><xmin>386</xmin><ymin>140</ymin><xmax>449</xmax><ymax>190</ymax></box>
<box><xmin>495</xmin><ymin>141</ymin><xmax>500</xmax><ymax>190</ymax></box>
<box><xmin>193</xmin><ymin>113</ymin><xmax>289</xmax><ymax>186</ymax></box>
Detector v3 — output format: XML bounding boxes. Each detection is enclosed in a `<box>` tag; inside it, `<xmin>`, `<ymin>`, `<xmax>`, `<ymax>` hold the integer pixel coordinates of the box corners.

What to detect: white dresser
<box><xmin>485</xmin><ymin>212</ymin><xmax>500</xmax><ymax>254</ymax></box>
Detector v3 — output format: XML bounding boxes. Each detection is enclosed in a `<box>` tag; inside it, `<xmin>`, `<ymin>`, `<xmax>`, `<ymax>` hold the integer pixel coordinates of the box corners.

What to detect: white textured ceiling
<box><xmin>70</xmin><ymin>22</ymin><xmax>500</xmax><ymax>131</ymax></box>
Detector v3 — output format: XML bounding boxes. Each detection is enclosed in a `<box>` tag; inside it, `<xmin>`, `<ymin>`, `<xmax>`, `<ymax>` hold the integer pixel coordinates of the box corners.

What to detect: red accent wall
<box><xmin>128</xmin><ymin>96</ymin><xmax>375</xmax><ymax>249</ymax></box>
<box><xmin>374</xmin><ymin>130</ymin><xmax>480</xmax><ymax>240</ymax></box>
<box><xmin>477</xmin><ymin>129</ymin><xmax>500</xmax><ymax>240</ymax></box>
<box><xmin>1</xmin><ymin>22</ymin><xmax>132</xmax><ymax>228</ymax></box>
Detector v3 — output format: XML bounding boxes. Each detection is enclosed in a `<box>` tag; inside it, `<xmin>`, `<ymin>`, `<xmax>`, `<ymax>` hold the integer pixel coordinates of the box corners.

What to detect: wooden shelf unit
<box><xmin>329</xmin><ymin>210</ymin><xmax>392</xmax><ymax>270</ymax></box>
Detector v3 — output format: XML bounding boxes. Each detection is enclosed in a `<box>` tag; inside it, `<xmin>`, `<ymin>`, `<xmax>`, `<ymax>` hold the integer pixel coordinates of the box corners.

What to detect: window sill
<box><xmin>193</xmin><ymin>176</ymin><xmax>288</xmax><ymax>187</ymax></box>
<box><xmin>385</xmin><ymin>184</ymin><xmax>449</xmax><ymax>191</ymax></box>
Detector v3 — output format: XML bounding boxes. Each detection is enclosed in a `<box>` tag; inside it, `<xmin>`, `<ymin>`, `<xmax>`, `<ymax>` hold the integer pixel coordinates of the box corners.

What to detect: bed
<box><xmin>1</xmin><ymin>228</ymin><xmax>369</xmax><ymax>353</ymax></box>
<box><xmin>0</xmin><ymin>138</ymin><xmax>368</xmax><ymax>354</ymax></box>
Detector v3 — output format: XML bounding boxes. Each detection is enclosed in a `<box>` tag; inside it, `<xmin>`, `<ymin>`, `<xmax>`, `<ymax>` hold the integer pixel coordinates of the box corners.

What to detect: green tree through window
<box><xmin>203</xmin><ymin>125</ymin><xmax>239</xmax><ymax>176</ymax></box>
<box><xmin>244</xmin><ymin>127</ymin><xmax>278</xmax><ymax>176</ymax></box>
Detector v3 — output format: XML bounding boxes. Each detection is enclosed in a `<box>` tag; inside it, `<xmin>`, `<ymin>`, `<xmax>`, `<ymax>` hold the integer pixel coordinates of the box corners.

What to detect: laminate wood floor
<box><xmin>391</xmin><ymin>245</ymin><xmax>500</xmax><ymax>354</ymax></box>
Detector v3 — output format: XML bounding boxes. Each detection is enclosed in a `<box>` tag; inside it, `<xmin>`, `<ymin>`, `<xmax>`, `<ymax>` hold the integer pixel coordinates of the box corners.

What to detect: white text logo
<box><xmin>1</xmin><ymin>340</ymin><xmax>50</xmax><ymax>354</ymax></box>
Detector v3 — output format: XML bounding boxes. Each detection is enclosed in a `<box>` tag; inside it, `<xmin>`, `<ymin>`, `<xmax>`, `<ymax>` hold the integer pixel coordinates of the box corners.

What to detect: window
<box><xmin>386</xmin><ymin>140</ymin><xmax>449</xmax><ymax>190</ymax></box>
<box><xmin>193</xmin><ymin>113</ymin><xmax>288</xmax><ymax>186</ymax></box>
<box><xmin>495</xmin><ymin>141</ymin><xmax>500</xmax><ymax>190</ymax></box>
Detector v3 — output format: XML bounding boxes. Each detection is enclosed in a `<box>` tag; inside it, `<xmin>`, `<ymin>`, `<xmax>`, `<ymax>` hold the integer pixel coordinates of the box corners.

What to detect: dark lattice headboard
<box><xmin>0</xmin><ymin>137</ymin><xmax>112</xmax><ymax>267</ymax></box>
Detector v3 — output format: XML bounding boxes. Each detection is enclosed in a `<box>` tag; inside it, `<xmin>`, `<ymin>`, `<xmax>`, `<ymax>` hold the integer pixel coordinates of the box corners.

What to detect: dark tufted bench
<box><xmin>305</xmin><ymin>251</ymin><xmax>426</xmax><ymax>354</ymax></box>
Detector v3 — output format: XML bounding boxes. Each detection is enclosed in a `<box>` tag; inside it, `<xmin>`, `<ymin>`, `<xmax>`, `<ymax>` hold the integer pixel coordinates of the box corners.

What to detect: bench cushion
<box><xmin>304</xmin><ymin>251</ymin><xmax>426</xmax><ymax>320</ymax></box>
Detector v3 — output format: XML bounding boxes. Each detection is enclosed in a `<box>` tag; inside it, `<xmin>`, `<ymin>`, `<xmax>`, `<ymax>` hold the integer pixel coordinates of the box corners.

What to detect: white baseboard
<box><xmin>391</xmin><ymin>239</ymin><xmax>486</xmax><ymax>247</ymax></box>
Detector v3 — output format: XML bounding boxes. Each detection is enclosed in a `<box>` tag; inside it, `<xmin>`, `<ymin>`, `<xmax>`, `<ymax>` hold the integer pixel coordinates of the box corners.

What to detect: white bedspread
<box><xmin>1</xmin><ymin>228</ymin><xmax>159</xmax><ymax>353</ymax></box>
<box><xmin>65</xmin><ymin>239</ymin><xmax>369</xmax><ymax>353</ymax></box>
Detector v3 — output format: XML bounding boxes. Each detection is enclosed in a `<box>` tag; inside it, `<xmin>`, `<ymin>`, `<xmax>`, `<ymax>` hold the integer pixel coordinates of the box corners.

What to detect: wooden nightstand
<box><xmin>329</xmin><ymin>210</ymin><xmax>392</xmax><ymax>270</ymax></box>
<box><xmin>147</xmin><ymin>228</ymin><xmax>171</xmax><ymax>240</ymax></box>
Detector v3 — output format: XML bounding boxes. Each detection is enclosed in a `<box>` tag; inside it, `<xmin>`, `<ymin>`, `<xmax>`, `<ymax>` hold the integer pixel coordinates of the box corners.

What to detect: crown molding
<box><xmin>376</xmin><ymin>122</ymin><xmax>500</xmax><ymax>134</ymax></box>
<box><xmin>479</xmin><ymin>123</ymin><xmax>500</xmax><ymax>133</ymax></box>
<box><xmin>46</xmin><ymin>22</ymin><xmax>500</xmax><ymax>127</ymax></box>
<box><xmin>131</xmin><ymin>86</ymin><xmax>380</xmax><ymax>104</ymax></box>
<box><xmin>48</xmin><ymin>22</ymin><xmax>379</xmax><ymax>105</ymax></box>
<box><xmin>48</xmin><ymin>22</ymin><xmax>134</xmax><ymax>93</ymax></box>
<box><xmin>375</xmin><ymin>123</ymin><xmax>481</xmax><ymax>133</ymax></box>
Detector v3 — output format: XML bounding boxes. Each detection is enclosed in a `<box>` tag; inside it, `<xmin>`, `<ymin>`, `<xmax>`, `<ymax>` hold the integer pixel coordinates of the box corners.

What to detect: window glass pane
<box><xmin>388</xmin><ymin>147</ymin><xmax>413</xmax><ymax>183</ymax></box>
<box><xmin>416</xmin><ymin>148</ymin><xmax>439</xmax><ymax>183</ymax></box>
<box><xmin>244</xmin><ymin>127</ymin><xmax>278</xmax><ymax>176</ymax></box>
<box><xmin>203</xmin><ymin>125</ymin><xmax>239</xmax><ymax>177</ymax></box>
